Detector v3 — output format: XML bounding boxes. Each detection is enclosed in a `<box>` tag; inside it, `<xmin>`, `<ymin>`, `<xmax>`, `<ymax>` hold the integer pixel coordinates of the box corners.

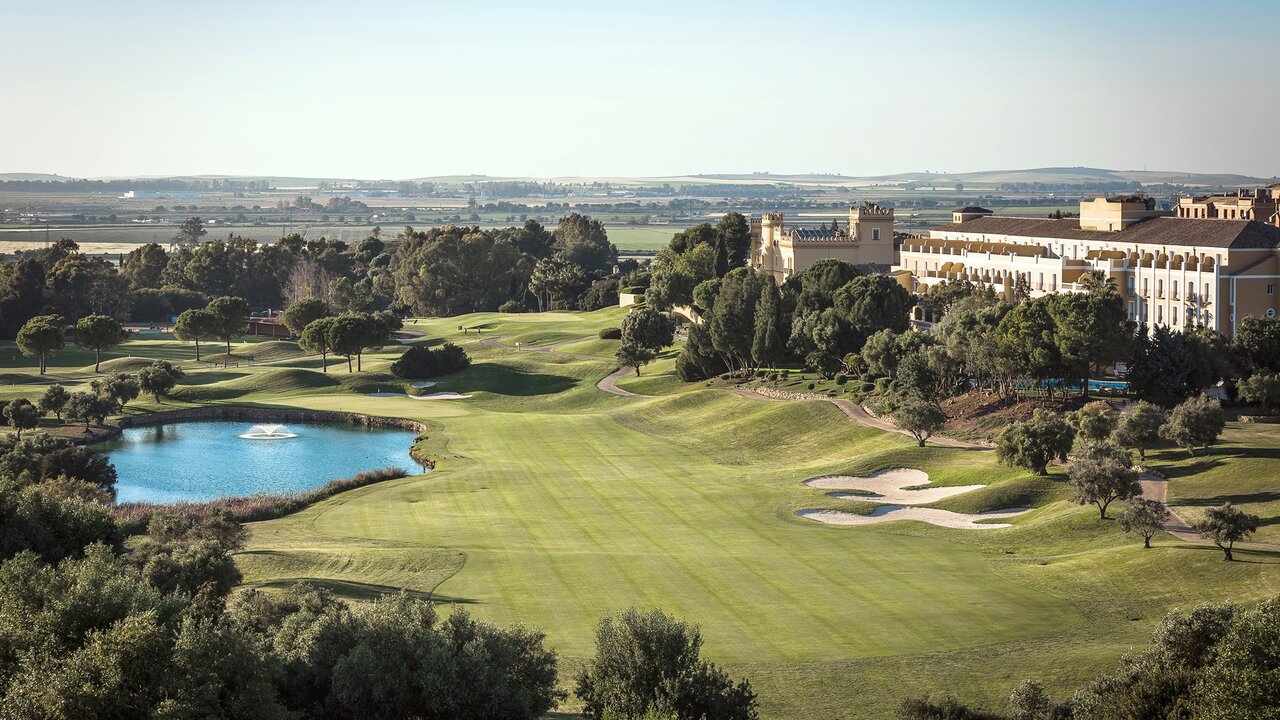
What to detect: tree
<box><xmin>1196</xmin><ymin>597</ymin><xmax>1280</xmax><ymax>716</ymax></box>
<box><xmin>1128</xmin><ymin>325</ymin><xmax>1220</xmax><ymax>406</ymax></box>
<box><xmin>832</xmin><ymin>274</ymin><xmax>911</xmax><ymax>346</ymax></box>
<box><xmin>298</xmin><ymin>317</ymin><xmax>337</xmax><ymax>372</ymax></box>
<box><xmin>66</xmin><ymin>390</ymin><xmax>118</xmax><ymax>430</ymax></box>
<box><xmin>1070</xmin><ymin>401</ymin><xmax>1117</xmax><ymax>445</ymax></box>
<box><xmin>205</xmin><ymin>296</ymin><xmax>250</xmax><ymax>357</ymax></box>
<box><xmin>1194</xmin><ymin>502</ymin><xmax>1259</xmax><ymax>561</ymax></box>
<box><xmin>91</xmin><ymin>372</ymin><xmax>140</xmax><ymax>410</ymax></box>
<box><xmin>1068</xmin><ymin>441</ymin><xmax>1140</xmax><ymax>519</ymax></box>
<box><xmin>616</xmin><ymin>342</ymin><xmax>657</xmax><ymax>376</ymax></box>
<box><xmin>554</xmin><ymin>213</ymin><xmax>617</xmax><ymax>273</ymax></box>
<box><xmin>1237</xmin><ymin>372</ymin><xmax>1280</xmax><ymax>413</ymax></box>
<box><xmin>1113</xmin><ymin>401</ymin><xmax>1167</xmax><ymax>461</ymax></box>
<box><xmin>74</xmin><ymin>314</ymin><xmax>127</xmax><ymax>373</ymax></box>
<box><xmin>137</xmin><ymin>360</ymin><xmax>184</xmax><ymax>401</ymax></box>
<box><xmin>281</xmin><ymin>298</ymin><xmax>331</xmax><ymax>337</ymax></box>
<box><xmin>173</xmin><ymin>308</ymin><xmax>218</xmax><ymax>362</ymax></box>
<box><xmin>715</xmin><ymin>212</ymin><xmax>752</xmax><ymax>271</ymax></box>
<box><xmin>892</xmin><ymin>396</ymin><xmax>947</xmax><ymax>447</ymax></box>
<box><xmin>708</xmin><ymin>268</ymin><xmax>768</xmax><ymax>373</ymax></box>
<box><xmin>390</xmin><ymin>343</ymin><xmax>470</xmax><ymax>379</ymax></box>
<box><xmin>121</xmin><ymin>243</ymin><xmax>168</xmax><ymax>289</ymax></box>
<box><xmin>576</xmin><ymin>607</ymin><xmax>758</xmax><ymax>720</ymax></box>
<box><xmin>3</xmin><ymin>398</ymin><xmax>40</xmax><ymax>439</ymax></box>
<box><xmin>1231</xmin><ymin>314</ymin><xmax>1280</xmax><ymax>374</ymax></box>
<box><xmin>751</xmin><ymin>283</ymin><xmax>786</xmax><ymax>370</ymax></box>
<box><xmin>16</xmin><ymin>315</ymin><xmax>66</xmax><ymax>375</ymax></box>
<box><xmin>1007</xmin><ymin>680</ymin><xmax>1059</xmax><ymax>720</ymax></box>
<box><xmin>327</xmin><ymin>315</ymin><xmax>367</xmax><ymax>372</ymax></box>
<box><xmin>39</xmin><ymin>384</ymin><xmax>70</xmax><ymax>422</ymax></box>
<box><xmin>172</xmin><ymin>216</ymin><xmax>207</xmax><ymax>248</ymax></box>
<box><xmin>1160</xmin><ymin>395</ymin><xmax>1225</xmax><ymax>456</ymax></box>
<box><xmin>1047</xmin><ymin>291</ymin><xmax>1132</xmax><ymax>398</ymax></box>
<box><xmin>1118</xmin><ymin>498</ymin><xmax>1172</xmax><ymax>548</ymax></box>
<box><xmin>619</xmin><ymin>306</ymin><xmax>675</xmax><ymax>376</ymax></box>
<box><xmin>995</xmin><ymin>410</ymin><xmax>1075</xmax><ymax>476</ymax></box>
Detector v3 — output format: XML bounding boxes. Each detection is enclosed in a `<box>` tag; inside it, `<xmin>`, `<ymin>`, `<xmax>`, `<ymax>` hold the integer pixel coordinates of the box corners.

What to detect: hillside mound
<box><xmin>941</xmin><ymin>391</ymin><xmax>1089</xmax><ymax>442</ymax></box>
<box><xmin>177</xmin><ymin>368</ymin><xmax>339</xmax><ymax>400</ymax></box>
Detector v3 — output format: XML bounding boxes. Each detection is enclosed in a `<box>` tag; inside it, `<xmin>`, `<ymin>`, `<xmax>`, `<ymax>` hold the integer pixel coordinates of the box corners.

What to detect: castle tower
<box><xmin>847</xmin><ymin>204</ymin><xmax>895</xmax><ymax>265</ymax></box>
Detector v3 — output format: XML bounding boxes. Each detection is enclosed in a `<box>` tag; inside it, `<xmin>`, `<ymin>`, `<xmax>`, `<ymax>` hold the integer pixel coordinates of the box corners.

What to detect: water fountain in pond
<box><xmin>238</xmin><ymin>423</ymin><xmax>299</xmax><ymax>440</ymax></box>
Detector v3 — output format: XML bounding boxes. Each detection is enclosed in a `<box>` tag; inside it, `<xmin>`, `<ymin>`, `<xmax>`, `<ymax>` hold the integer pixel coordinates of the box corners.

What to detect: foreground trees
<box><xmin>576</xmin><ymin>607</ymin><xmax>758</xmax><ymax>720</ymax></box>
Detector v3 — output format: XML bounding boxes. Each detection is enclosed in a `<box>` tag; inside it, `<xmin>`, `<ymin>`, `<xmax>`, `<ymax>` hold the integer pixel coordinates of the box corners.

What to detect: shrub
<box><xmin>498</xmin><ymin>299</ymin><xmax>525</xmax><ymax>314</ymax></box>
<box><xmin>622</xmin><ymin>286</ymin><xmax>647</xmax><ymax>295</ymax></box>
<box><xmin>599</xmin><ymin>327</ymin><xmax>622</xmax><ymax>340</ymax></box>
<box><xmin>390</xmin><ymin>343</ymin><xmax>471</xmax><ymax>379</ymax></box>
<box><xmin>836</xmin><ymin>374</ymin><xmax>848</xmax><ymax>386</ymax></box>
<box><xmin>807</xmin><ymin>382</ymin><xmax>816</xmax><ymax>391</ymax></box>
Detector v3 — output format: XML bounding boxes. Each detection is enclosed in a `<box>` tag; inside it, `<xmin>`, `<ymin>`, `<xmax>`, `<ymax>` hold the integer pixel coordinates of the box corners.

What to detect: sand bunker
<box><xmin>798</xmin><ymin>506</ymin><xmax>1031</xmax><ymax>530</ymax></box>
<box><xmin>798</xmin><ymin>467</ymin><xmax>1028</xmax><ymax>530</ymax></box>
<box><xmin>804</xmin><ymin>468</ymin><xmax>986</xmax><ymax>505</ymax></box>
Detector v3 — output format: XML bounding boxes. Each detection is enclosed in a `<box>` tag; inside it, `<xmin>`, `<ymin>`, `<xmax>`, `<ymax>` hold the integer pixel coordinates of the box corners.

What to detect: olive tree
<box><xmin>1237</xmin><ymin>372</ymin><xmax>1280</xmax><ymax>413</ymax></box>
<box><xmin>1118</xmin><ymin>498</ymin><xmax>1172</xmax><ymax>548</ymax></box>
<box><xmin>1160</xmin><ymin>395</ymin><xmax>1225</xmax><ymax>456</ymax></box>
<box><xmin>1113</xmin><ymin>401</ymin><xmax>1167</xmax><ymax>461</ymax></box>
<box><xmin>1070</xmin><ymin>400</ymin><xmax>1117</xmax><ymax>445</ymax></box>
<box><xmin>73</xmin><ymin>314</ymin><xmax>127</xmax><ymax>373</ymax></box>
<box><xmin>137</xmin><ymin>360</ymin><xmax>184</xmax><ymax>401</ymax></box>
<box><xmin>1068</xmin><ymin>442</ymin><xmax>1140</xmax><ymax>519</ymax></box>
<box><xmin>39</xmin><ymin>384</ymin><xmax>70</xmax><ymax>422</ymax></box>
<box><xmin>1194</xmin><ymin>502</ymin><xmax>1260</xmax><ymax>561</ymax></box>
<box><xmin>995</xmin><ymin>409</ymin><xmax>1076</xmax><ymax>476</ymax></box>
<box><xmin>892</xmin><ymin>396</ymin><xmax>947</xmax><ymax>447</ymax></box>
<box><xmin>3</xmin><ymin>398</ymin><xmax>40</xmax><ymax>439</ymax></box>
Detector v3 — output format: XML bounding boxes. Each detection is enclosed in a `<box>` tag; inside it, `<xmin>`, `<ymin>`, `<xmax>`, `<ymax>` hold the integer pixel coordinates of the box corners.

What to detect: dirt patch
<box><xmin>941</xmin><ymin>391</ymin><xmax>1090</xmax><ymax>443</ymax></box>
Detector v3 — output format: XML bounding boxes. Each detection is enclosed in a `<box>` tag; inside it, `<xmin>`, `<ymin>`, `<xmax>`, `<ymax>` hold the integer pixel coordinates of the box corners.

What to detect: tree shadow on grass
<box><xmin>178</xmin><ymin>371</ymin><xmax>244</xmax><ymax>386</ymax></box>
<box><xmin>1165</xmin><ymin>543</ymin><xmax>1280</xmax><ymax>564</ymax></box>
<box><xmin>445</xmin><ymin>363</ymin><xmax>579</xmax><ymax>397</ymax></box>
<box><xmin>244</xmin><ymin>578</ymin><xmax>480</xmax><ymax>603</ymax></box>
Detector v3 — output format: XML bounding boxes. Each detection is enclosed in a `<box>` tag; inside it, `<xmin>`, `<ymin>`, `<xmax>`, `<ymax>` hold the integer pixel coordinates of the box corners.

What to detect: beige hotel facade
<box><xmin>891</xmin><ymin>189</ymin><xmax>1280</xmax><ymax>337</ymax></box>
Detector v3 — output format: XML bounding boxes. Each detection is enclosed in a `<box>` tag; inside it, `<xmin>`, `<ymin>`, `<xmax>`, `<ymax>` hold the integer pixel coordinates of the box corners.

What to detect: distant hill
<box><xmin>3</xmin><ymin>168</ymin><xmax>1274</xmax><ymax>188</ymax></box>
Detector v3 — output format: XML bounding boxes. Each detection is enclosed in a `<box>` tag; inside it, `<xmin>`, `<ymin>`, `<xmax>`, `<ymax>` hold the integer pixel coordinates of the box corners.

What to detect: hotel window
<box><xmin>1038</xmin><ymin>273</ymin><xmax>1044</xmax><ymax>290</ymax></box>
<box><xmin>1157</xmin><ymin>279</ymin><xmax>1163</xmax><ymax>297</ymax></box>
<box><xmin>873</xmin><ymin>228</ymin><xmax>881</xmax><ymax>241</ymax></box>
<box><xmin>1157</xmin><ymin>306</ymin><xmax>1163</xmax><ymax>324</ymax></box>
<box><xmin>1173</xmin><ymin>306</ymin><xmax>1179</xmax><ymax>325</ymax></box>
<box><xmin>1204</xmin><ymin>282</ymin><xmax>1210</xmax><ymax>299</ymax></box>
<box><xmin>1142</xmin><ymin>278</ymin><xmax>1149</xmax><ymax>296</ymax></box>
<box><xmin>1127</xmin><ymin>276</ymin><xmax>1135</xmax><ymax>294</ymax></box>
<box><xmin>1188</xmin><ymin>281</ymin><xmax>1195</xmax><ymax>298</ymax></box>
<box><xmin>1269</xmin><ymin>284</ymin><xmax>1275</xmax><ymax>295</ymax></box>
<box><xmin>1128</xmin><ymin>301</ymin><xmax>1135</xmax><ymax>321</ymax></box>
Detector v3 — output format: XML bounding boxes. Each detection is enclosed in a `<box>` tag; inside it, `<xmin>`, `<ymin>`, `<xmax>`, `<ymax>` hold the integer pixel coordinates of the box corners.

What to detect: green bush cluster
<box><xmin>390</xmin><ymin>343</ymin><xmax>471</xmax><ymax>379</ymax></box>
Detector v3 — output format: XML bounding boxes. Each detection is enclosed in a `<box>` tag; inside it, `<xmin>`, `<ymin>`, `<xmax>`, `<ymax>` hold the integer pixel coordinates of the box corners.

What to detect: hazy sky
<box><xmin>2</xmin><ymin>0</ymin><xmax>1278</xmax><ymax>179</ymax></box>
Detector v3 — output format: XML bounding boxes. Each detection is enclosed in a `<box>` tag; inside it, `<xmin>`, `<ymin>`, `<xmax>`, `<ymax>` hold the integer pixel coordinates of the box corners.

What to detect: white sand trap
<box><xmin>410</xmin><ymin>381</ymin><xmax>438</xmax><ymax>388</ymax></box>
<box><xmin>803</xmin><ymin>468</ymin><xmax>986</xmax><ymax>505</ymax></box>
<box><xmin>798</xmin><ymin>506</ymin><xmax>1031</xmax><ymax>530</ymax></box>
<box><xmin>408</xmin><ymin>392</ymin><xmax>471</xmax><ymax>400</ymax></box>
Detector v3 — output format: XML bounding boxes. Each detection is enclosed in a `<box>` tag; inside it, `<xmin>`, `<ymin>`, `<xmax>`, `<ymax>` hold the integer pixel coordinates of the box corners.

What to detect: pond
<box><xmin>96</xmin><ymin>420</ymin><xmax>418</xmax><ymax>504</ymax></box>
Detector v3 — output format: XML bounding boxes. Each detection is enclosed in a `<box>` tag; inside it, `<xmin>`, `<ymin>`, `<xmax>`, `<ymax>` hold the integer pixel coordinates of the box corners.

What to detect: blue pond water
<box><xmin>97</xmin><ymin>420</ymin><xmax>417</xmax><ymax>504</ymax></box>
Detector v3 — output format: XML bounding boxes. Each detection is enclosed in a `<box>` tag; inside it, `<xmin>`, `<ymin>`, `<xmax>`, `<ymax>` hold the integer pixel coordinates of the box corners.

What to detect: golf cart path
<box><xmin>1139</xmin><ymin>474</ymin><xmax>1280</xmax><ymax>552</ymax></box>
<box><xmin>732</xmin><ymin>387</ymin><xmax>988</xmax><ymax>450</ymax></box>
<box><xmin>597</xmin><ymin>367</ymin><xmax>644</xmax><ymax>397</ymax></box>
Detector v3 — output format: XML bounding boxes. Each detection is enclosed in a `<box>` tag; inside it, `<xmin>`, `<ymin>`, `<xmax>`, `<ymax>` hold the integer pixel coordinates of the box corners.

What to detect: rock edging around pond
<box><xmin>112</xmin><ymin>406</ymin><xmax>436</xmax><ymax>469</ymax></box>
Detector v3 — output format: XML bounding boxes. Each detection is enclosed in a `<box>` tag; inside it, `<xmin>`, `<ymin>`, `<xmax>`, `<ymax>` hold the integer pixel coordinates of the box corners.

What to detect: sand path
<box><xmin>597</xmin><ymin>366</ymin><xmax>644</xmax><ymax>397</ymax></box>
<box><xmin>805</xmin><ymin>468</ymin><xmax>986</xmax><ymax>505</ymax></box>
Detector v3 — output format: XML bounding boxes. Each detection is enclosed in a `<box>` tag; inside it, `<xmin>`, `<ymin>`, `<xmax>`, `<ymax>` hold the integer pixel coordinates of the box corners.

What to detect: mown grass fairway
<box><xmin>3</xmin><ymin>309</ymin><xmax>1279</xmax><ymax>718</ymax></box>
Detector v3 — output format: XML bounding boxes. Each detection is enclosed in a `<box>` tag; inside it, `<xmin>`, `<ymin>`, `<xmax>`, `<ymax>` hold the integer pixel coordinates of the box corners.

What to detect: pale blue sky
<box><xmin>2</xmin><ymin>0</ymin><xmax>1277</xmax><ymax>179</ymax></box>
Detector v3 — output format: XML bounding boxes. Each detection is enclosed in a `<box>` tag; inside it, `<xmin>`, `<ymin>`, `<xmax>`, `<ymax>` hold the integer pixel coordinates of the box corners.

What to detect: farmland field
<box><xmin>2</xmin><ymin>308</ymin><xmax>1278</xmax><ymax>718</ymax></box>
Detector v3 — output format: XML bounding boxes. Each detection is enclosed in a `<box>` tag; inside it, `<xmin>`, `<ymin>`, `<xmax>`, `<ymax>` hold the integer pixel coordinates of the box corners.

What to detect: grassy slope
<box><xmin>2</xmin><ymin>309</ymin><xmax>1279</xmax><ymax>718</ymax></box>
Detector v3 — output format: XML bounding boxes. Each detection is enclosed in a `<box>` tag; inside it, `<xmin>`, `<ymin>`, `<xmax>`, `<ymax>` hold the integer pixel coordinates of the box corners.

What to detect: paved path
<box><xmin>733</xmin><ymin>386</ymin><xmax>989</xmax><ymax>450</ymax></box>
<box><xmin>597</xmin><ymin>367</ymin><xmax>644</xmax><ymax>397</ymax></box>
<box><xmin>1139</xmin><ymin>474</ymin><xmax>1280</xmax><ymax>552</ymax></box>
